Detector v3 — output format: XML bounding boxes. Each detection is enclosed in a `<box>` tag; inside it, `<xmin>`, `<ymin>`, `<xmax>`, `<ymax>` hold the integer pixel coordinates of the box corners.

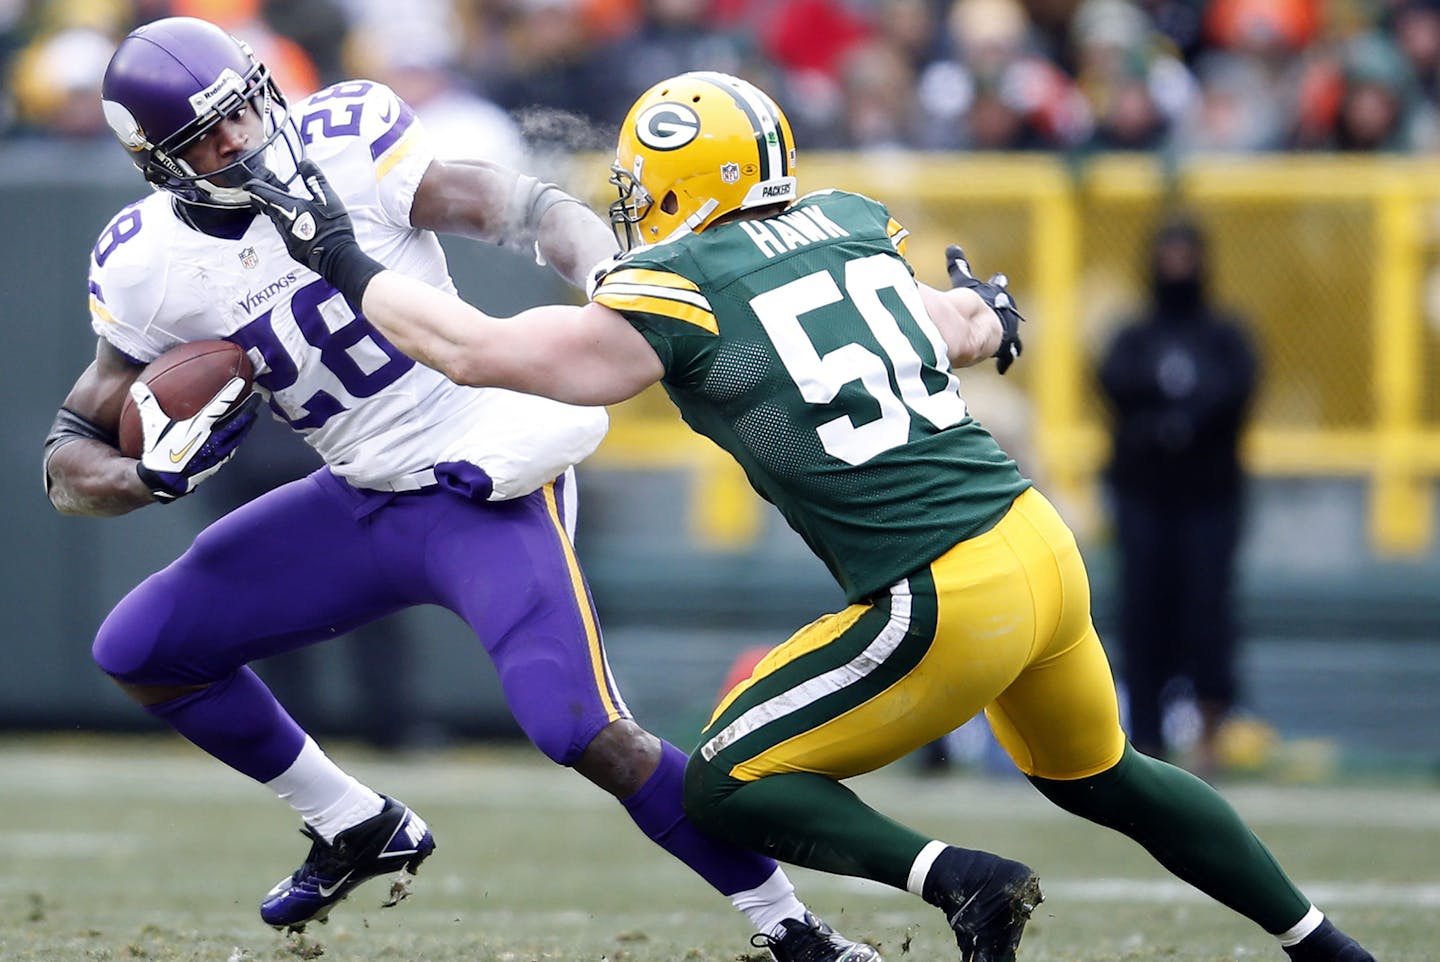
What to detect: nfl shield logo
<box><xmin>720</xmin><ymin>162</ymin><xmax>740</xmax><ymax>184</ymax></box>
<box><xmin>239</xmin><ymin>247</ymin><xmax>259</xmax><ymax>270</ymax></box>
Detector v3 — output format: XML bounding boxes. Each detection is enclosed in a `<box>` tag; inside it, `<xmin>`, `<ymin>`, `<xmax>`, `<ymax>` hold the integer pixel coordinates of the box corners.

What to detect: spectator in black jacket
<box><xmin>1098</xmin><ymin>216</ymin><xmax>1259</xmax><ymax>775</ymax></box>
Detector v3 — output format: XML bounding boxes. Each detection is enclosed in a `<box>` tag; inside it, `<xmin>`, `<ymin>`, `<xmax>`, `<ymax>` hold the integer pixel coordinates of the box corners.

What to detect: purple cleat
<box><xmin>260</xmin><ymin>795</ymin><xmax>435</xmax><ymax>932</ymax></box>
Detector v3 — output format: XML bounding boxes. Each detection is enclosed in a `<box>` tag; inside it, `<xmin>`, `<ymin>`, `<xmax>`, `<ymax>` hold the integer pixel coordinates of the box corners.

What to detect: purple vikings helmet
<box><xmin>101</xmin><ymin>17</ymin><xmax>302</xmax><ymax>208</ymax></box>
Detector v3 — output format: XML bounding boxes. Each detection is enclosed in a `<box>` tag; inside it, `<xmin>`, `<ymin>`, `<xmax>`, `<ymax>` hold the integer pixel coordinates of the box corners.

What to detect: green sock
<box><xmin>686</xmin><ymin>765</ymin><xmax>930</xmax><ymax>889</ymax></box>
<box><xmin>1029</xmin><ymin>744</ymin><xmax>1309</xmax><ymax>933</ymax></box>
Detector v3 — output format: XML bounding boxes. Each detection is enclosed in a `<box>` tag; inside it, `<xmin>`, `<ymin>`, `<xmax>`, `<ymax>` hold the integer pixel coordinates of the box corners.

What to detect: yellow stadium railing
<box><xmin>575</xmin><ymin>153</ymin><xmax>1440</xmax><ymax>556</ymax></box>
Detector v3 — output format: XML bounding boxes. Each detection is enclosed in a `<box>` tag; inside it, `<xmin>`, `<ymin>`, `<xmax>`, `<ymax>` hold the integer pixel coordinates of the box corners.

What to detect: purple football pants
<box><xmin>95</xmin><ymin>467</ymin><xmax>629</xmax><ymax>774</ymax></box>
<box><xmin>92</xmin><ymin>466</ymin><xmax>777</xmax><ymax>896</ymax></box>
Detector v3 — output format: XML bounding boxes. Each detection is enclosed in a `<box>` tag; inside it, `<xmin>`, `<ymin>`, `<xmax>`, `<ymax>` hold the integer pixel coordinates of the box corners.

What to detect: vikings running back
<box><xmin>90</xmin><ymin>69</ymin><xmax>602</xmax><ymax>495</ymax></box>
<box><xmin>44</xmin><ymin>21</ymin><xmax>880</xmax><ymax>962</ymax></box>
<box><xmin>249</xmin><ymin>70</ymin><xmax>1378</xmax><ymax>962</ymax></box>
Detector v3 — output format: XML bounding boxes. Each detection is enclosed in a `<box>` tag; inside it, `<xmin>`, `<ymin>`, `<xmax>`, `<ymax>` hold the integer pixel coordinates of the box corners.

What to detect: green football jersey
<box><xmin>593</xmin><ymin>189</ymin><xmax>1031</xmax><ymax>602</ymax></box>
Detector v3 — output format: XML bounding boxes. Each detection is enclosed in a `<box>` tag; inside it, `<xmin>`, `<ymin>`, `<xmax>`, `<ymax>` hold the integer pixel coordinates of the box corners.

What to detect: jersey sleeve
<box><xmin>886</xmin><ymin>213</ymin><xmax>910</xmax><ymax>259</ymax></box>
<box><xmin>87</xmin><ymin>201</ymin><xmax>179</xmax><ymax>364</ymax></box>
<box><xmin>591</xmin><ymin>258</ymin><xmax>717</xmax><ymax>381</ymax></box>
<box><xmin>853</xmin><ymin>190</ymin><xmax>911</xmax><ymax>261</ymax></box>
<box><xmin>299</xmin><ymin>81</ymin><xmax>437</xmax><ymax>229</ymax></box>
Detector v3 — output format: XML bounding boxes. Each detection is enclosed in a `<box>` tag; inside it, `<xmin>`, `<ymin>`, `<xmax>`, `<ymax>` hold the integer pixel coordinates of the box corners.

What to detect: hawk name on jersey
<box><xmin>87</xmin><ymin>80</ymin><xmax>604</xmax><ymax>494</ymax></box>
<box><xmin>593</xmin><ymin>190</ymin><xmax>1031</xmax><ymax>601</ymax></box>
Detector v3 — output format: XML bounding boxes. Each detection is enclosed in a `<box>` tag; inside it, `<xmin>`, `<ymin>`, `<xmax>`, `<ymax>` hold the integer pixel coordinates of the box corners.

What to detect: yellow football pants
<box><xmin>705</xmin><ymin>487</ymin><xmax>1127</xmax><ymax>782</ymax></box>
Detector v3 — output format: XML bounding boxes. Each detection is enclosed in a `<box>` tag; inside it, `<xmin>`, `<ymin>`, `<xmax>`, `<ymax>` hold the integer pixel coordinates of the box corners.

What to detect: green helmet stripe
<box><xmin>689</xmin><ymin>71</ymin><xmax>785</xmax><ymax>183</ymax></box>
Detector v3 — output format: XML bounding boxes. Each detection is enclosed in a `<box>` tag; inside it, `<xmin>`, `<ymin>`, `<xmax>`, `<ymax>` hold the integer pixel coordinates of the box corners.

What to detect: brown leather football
<box><xmin>118</xmin><ymin>340</ymin><xmax>255</xmax><ymax>458</ymax></box>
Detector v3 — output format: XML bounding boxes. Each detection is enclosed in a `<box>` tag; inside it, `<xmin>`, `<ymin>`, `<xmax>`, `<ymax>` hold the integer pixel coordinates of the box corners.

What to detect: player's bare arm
<box><xmin>251</xmin><ymin>158</ymin><xmax>663</xmax><ymax>405</ymax></box>
<box><xmin>47</xmin><ymin>334</ymin><xmax>260</xmax><ymax>513</ymax></box>
<box><xmin>918</xmin><ymin>283</ymin><xmax>1003</xmax><ymax>368</ymax></box>
<box><xmin>45</xmin><ymin>339</ymin><xmax>156</xmax><ymax>516</ymax></box>
<box><xmin>410</xmin><ymin>159</ymin><xmax>618</xmax><ymax>290</ymax></box>
<box><xmin>361</xmin><ymin>271</ymin><xmax>663</xmax><ymax>405</ymax></box>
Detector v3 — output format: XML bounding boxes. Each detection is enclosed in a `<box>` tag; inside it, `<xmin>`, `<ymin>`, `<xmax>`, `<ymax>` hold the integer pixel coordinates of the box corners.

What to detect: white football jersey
<box><xmin>87</xmin><ymin>80</ymin><xmax>606</xmax><ymax>497</ymax></box>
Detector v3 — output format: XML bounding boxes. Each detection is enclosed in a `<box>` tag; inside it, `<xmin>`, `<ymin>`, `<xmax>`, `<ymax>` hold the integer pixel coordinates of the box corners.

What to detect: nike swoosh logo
<box><xmin>316</xmin><ymin>871</ymin><xmax>354</xmax><ymax>899</ymax></box>
<box><xmin>169</xmin><ymin>434</ymin><xmax>202</xmax><ymax>464</ymax></box>
<box><xmin>379</xmin><ymin>103</ymin><xmax>394</xmax><ymax>123</ymax></box>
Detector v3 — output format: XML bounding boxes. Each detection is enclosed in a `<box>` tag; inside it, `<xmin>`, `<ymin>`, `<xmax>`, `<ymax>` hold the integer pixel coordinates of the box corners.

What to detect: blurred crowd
<box><xmin>5</xmin><ymin>0</ymin><xmax>1440</xmax><ymax>157</ymax></box>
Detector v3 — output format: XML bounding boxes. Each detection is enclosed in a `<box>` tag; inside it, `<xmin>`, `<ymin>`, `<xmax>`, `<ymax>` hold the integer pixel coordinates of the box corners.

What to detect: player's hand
<box><xmin>946</xmin><ymin>245</ymin><xmax>1024</xmax><ymax>375</ymax></box>
<box><xmin>245</xmin><ymin>159</ymin><xmax>354</xmax><ymax>273</ymax></box>
<box><xmin>245</xmin><ymin>159</ymin><xmax>385</xmax><ymax>306</ymax></box>
<box><xmin>131</xmin><ymin>377</ymin><xmax>260</xmax><ymax>503</ymax></box>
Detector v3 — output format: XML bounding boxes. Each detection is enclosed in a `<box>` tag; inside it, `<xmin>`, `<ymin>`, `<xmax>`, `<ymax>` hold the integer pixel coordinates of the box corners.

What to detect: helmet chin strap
<box><xmin>193</xmin><ymin>177</ymin><xmax>255</xmax><ymax>209</ymax></box>
<box><xmin>685</xmin><ymin>198</ymin><xmax>719</xmax><ymax>230</ymax></box>
<box><xmin>663</xmin><ymin>197</ymin><xmax>720</xmax><ymax>244</ymax></box>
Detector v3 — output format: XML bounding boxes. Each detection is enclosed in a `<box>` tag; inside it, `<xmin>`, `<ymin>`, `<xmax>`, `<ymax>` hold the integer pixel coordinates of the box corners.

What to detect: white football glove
<box><xmin>131</xmin><ymin>376</ymin><xmax>260</xmax><ymax>502</ymax></box>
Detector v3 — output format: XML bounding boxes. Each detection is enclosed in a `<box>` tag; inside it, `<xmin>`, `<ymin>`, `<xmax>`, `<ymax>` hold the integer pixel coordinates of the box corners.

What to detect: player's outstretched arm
<box><xmin>363</xmin><ymin>274</ymin><xmax>662</xmax><ymax>405</ymax></box>
<box><xmin>410</xmin><ymin>159</ymin><xmax>618</xmax><ymax>291</ymax></box>
<box><xmin>926</xmin><ymin>245</ymin><xmax>1025</xmax><ymax>374</ymax></box>
<box><xmin>248</xmin><ymin>160</ymin><xmax>663</xmax><ymax>406</ymax></box>
<box><xmin>918</xmin><ymin>282</ymin><xmax>1004</xmax><ymax>369</ymax></box>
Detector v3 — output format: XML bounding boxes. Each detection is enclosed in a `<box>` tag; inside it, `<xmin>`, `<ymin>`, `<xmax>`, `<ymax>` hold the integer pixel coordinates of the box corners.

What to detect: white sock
<box><xmin>730</xmin><ymin>866</ymin><xmax>809</xmax><ymax>938</ymax></box>
<box><xmin>907</xmin><ymin>840</ymin><xmax>948</xmax><ymax>897</ymax></box>
<box><xmin>1278</xmin><ymin>905</ymin><xmax>1324</xmax><ymax>947</ymax></box>
<box><xmin>264</xmin><ymin>736</ymin><xmax>384</xmax><ymax>843</ymax></box>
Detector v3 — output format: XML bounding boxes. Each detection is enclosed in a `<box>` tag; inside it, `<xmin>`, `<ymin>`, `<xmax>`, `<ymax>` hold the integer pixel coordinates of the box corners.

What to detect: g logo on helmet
<box><xmin>636</xmin><ymin>102</ymin><xmax>700</xmax><ymax>151</ymax></box>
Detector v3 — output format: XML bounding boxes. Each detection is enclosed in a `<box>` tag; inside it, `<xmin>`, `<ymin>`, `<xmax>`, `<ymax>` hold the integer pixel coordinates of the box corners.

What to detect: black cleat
<box><xmin>752</xmin><ymin>912</ymin><xmax>884</xmax><ymax>962</ymax></box>
<box><xmin>925</xmin><ymin>849</ymin><xmax>1042</xmax><ymax>962</ymax></box>
<box><xmin>259</xmin><ymin>795</ymin><xmax>435</xmax><ymax>932</ymax></box>
<box><xmin>1284</xmin><ymin>919</ymin><xmax>1376</xmax><ymax>962</ymax></box>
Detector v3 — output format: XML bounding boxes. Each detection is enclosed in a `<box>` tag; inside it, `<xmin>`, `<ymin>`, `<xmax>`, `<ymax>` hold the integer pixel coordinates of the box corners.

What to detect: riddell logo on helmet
<box><xmin>188</xmin><ymin>68</ymin><xmax>244</xmax><ymax>117</ymax></box>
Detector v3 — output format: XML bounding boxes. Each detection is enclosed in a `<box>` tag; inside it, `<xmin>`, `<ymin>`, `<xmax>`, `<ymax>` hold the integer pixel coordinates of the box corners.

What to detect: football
<box><xmin>118</xmin><ymin>340</ymin><xmax>255</xmax><ymax>459</ymax></box>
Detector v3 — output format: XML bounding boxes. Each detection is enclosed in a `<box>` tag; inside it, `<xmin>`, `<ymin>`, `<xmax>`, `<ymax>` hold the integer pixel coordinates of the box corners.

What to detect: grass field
<box><xmin>0</xmin><ymin>734</ymin><xmax>1434</xmax><ymax>962</ymax></box>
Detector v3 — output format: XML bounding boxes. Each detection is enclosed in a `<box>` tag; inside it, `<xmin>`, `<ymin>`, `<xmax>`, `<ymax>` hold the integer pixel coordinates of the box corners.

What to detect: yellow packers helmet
<box><xmin>609</xmin><ymin>71</ymin><xmax>798</xmax><ymax>249</ymax></box>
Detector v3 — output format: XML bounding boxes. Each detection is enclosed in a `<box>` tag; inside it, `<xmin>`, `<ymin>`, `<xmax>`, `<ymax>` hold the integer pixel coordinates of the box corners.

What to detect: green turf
<box><xmin>0</xmin><ymin>734</ymin><xmax>1433</xmax><ymax>961</ymax></box>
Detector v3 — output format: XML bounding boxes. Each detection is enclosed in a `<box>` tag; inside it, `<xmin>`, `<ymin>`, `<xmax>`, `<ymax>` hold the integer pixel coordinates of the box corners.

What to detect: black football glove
<box><xmin>131</xmin><ymin>378</ymin><xmax>261</xmax><ymax>503</ymax></box>
<box><xmin>245</xmin><ymin>159</ymin><xmax>386</xmax><ymax>307</ymax></box>
<box><xmin>945</xmin><ymin>244</ymin><xmax>1024</xmax><ymax>375</ymax></box>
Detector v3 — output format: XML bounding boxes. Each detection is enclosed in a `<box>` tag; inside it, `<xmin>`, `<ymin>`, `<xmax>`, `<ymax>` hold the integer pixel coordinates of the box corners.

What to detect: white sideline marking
<box><xmin>822</xmin><ymin>874</ymin><xmax>1440</xmax><ymax>907</ymax></box>
<box><xmin>0</xmin><ymin>831</ymin><xmax>138</xmax><ymax>858</ymax></box>
<box><xmin>1046</xmin><ymin>878</ymin><xmax>1440</xmax><ymax>907</ymax></box>
<box><xmin>9</xmin><ymin>754</ymin><xmax>1437</xmax><ymax>830</ymax></box>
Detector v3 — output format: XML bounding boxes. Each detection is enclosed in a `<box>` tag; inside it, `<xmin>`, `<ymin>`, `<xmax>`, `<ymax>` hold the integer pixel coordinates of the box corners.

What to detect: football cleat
<box><xmin>928</xmin><ymin>850</ymin><xmax>1042</xmax><ymax>962</ymax></box>
<box><xmin>1283</xmin><ymin>919</ymin><xmax>1376</xmax><ymax>962</ymax></box>
<box><xmin>751</xmin><ymin>912</ymin><xmax>883</xmax><ymax>962</ymax></box>
<box><xmin>260</xmin><ymin>795</ymin><xmax>435</xmax><ymax>932</ymax></box>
